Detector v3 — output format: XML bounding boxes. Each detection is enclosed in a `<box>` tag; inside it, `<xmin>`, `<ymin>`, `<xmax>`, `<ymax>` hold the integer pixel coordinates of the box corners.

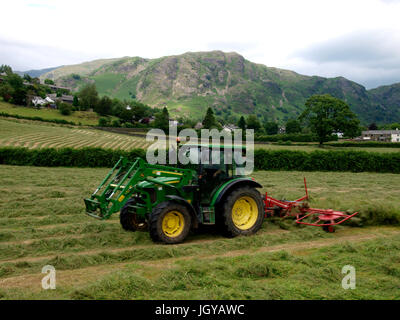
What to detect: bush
<box><xmin>58</xmin><ymin>103</ymin><xmax>73</xmax><ymax>116</ymax></box>
<box><xmin>123</xmin><ymin>122</ymin><xmax>134</xmax><ymax>128</ymax></box>
<box><xmin>98</xmin><ymin>117</ymin><xmax>111</xmax><ymax>127</ymax></box>
<box><xmin>111</xmin><ymin>120</ymin><xmax>121</xmax><ymax>127</ymax></box>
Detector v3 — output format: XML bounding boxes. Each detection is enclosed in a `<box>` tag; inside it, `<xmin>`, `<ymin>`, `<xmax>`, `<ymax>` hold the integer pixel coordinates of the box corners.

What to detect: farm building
<box><xmin>47</xmin><ymin>93</ymin><xmax>74</xmax><ymax>104</ymax></box>
<box><xmin>361</xmin><ymin>129</ymin><xmax>400</xmax><ymax>142</ymax></box>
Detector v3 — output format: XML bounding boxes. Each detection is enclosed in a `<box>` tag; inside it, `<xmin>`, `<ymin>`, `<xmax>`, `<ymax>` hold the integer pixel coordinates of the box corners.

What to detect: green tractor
<box><xmin>84</xmin><ymin>144</ymin><xmax>264</xmax><ymax>244</ymax></box>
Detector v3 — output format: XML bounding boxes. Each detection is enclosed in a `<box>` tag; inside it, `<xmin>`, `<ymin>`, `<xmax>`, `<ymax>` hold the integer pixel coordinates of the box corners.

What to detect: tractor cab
<box><xmin>181</xmin><ymin>143</ymin><xmax>247</xmax><ymax>204</ymax></box>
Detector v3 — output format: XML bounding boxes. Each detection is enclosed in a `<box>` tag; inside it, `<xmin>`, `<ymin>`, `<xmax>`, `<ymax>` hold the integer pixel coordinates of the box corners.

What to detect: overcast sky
<box><xmin>0</xmin><ymin>0</ymin><xmax>399</xmax><ymax>89</ymax></box>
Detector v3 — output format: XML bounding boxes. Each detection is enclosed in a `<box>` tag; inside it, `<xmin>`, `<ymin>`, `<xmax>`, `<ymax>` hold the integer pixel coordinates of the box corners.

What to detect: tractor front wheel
<box><xmin>149</xmin><ymin>201</ymin><xmax>192</xmax><ymax>244</ymax></box>
<box><xmin>120</xmin><ymin>199</ymin><xmax>148</xmax><ymax>232</ymax></box>
<box><xmin>221</xmin><ymin>186</ymin><xmax>264</xmax><ymax>237</ymax></box>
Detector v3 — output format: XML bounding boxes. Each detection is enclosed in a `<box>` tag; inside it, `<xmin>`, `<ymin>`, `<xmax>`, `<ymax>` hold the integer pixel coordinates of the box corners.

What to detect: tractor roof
<box><xmin>182</xmin><ymin>143</ymin><xmax>246</xmax><ymax>150</ymax></box>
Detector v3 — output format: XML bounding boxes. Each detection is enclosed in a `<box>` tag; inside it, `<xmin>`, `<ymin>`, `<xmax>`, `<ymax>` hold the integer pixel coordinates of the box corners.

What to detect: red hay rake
<box><xmin>263</xmin><ymin>178</ymin><xmax>359</xmax><ymax>232</ymax></box>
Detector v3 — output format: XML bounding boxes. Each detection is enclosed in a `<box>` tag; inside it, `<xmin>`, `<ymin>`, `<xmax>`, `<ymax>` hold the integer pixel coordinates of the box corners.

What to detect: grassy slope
<box><xmin>0</xmin><ymin>100</ymin><xmax>103</xmax><ymax>126</ymax></box>
<box><xmin>0</xmin><ymin>165</ymin><xmax>399</xmax><ymax>299</ymax></box>
<box><xmin>0</xmin><ymin>119</ymin><xmax>150</xmax><ymax>150</ymax></box>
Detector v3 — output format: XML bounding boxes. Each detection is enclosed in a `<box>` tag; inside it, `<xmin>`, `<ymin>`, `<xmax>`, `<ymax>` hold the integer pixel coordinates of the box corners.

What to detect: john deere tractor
<box><xmin>84</xmin><ymin>144</ymin><xmax>264</xmax><ymax>244</ymax></box>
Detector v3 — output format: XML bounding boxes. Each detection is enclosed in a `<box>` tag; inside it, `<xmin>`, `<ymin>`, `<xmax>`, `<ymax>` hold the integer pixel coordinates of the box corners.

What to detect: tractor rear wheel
<box><xmin>149</xmin><ymin>201</ymin><xmax>192</xmax><ymax>244</ymax></box>
<box><xmin>221</xmin><ymin>186</ymin><xmax>264</xmax><ymax>237</ymax></box>
<box><xmin>120</xmin><ymin>199</ymin><xmax>148</xmax><ymax>232</ymax></box>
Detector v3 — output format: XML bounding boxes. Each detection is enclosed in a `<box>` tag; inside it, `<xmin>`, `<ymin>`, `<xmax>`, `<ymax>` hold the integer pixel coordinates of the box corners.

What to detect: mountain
<box><xmin>16</xmin><ymin>66</ymin><xmax>60</xmax><ymax>78</ymax></box>
<box><xmin>40</xmin><ymin>51</ymin><xmax>400</xmax><ymax>124</ymax></box>
<box><xmin>368</xmin><ymin>83</ymin><xmax>400</xmax><ymax>123</ymax></box>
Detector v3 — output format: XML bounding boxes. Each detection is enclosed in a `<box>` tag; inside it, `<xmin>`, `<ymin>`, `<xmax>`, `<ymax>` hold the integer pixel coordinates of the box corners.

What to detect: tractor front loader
<box><xmin>84</xmin><ymin>144</ymin><xmax>264</xmax><ymax>244</ymax></box>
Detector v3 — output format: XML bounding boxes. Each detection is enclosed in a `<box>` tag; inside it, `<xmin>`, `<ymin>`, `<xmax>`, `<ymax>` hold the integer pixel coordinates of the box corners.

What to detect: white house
<box><xmin>222</xmin><ymin>124</ymin><xmax>239</xmax><ymax>133</ymax></box>
<box><xmin>361</xmin><ymin>129</ymin><xmax>400</xmax><ymax>142</ymax></box>
<box><xmin>45</xmin><ymin>96</ymin><xmax>55</xmax><ymax>104</ymax></box>
<box><xmin>32</xmin><ymin>96</ymin><xmax>46</xmax><ymax>106</ymax></box>
<box><xmin>194</xmin><ymin>122</ymin><xmax>203</xmax><ymax>129</ymax></box>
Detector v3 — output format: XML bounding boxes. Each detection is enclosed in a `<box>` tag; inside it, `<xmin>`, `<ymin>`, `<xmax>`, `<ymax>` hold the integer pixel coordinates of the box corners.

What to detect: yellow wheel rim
<box><xmin>162</xmin><ymin>210</ymin><xmax>185</xmax><ymax>237</ymax></box>
<box><xmin>231</xmin><ymin>196</ymin><xmax>258</xmax><ymax>230</ymax></box>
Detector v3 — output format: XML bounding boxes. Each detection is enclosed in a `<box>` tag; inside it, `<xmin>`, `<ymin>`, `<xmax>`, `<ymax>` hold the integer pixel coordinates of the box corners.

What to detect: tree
<box><xmin>119</xmin><ymin>108</ymin><xmax>134</xmax><ymax>123</ymax></box>
<box><xmin>131</xmin><ymin>101</ymin><xmax>150</xmax><ymax>120</ymax></box>
<box><xmin>0</xmin><ymin>65</ymin><xmax>12</xmax><ymax>74</ymax></box>
<box><xmin>6</xmin><ymin>73</ymin><xmax>26</xmax><ymax>105</ymax></box>
<box><xmin>95</xmin><ymin>95</ymin><xmax>112</xmax><ymax>116</ymax></box>
<box><xmin>264</xmin><ymin>121</ymin><xmax>278</xmax><ymax>135</ymax></box>
<box><xmin>285</xmin><ymin>119</ymin><xmax>302</xmax><ymax>134</ymax></box>
<box><xmin>73</xmin><ymin>95</ymin><xmax>79</xmax><ymax>107</ymax></box>
<box><xmin>246</xmin><ymin>115</ymin><xmax>261</xmax><ymax>130</ymax></box>
<box><xmin>23</xmin><ymin>74</ymin><xmax>32</xmax><ymax>82</ymax></box>
<box><xmin>0</xmin><ymin>82</ymin><xmax>13</xmax><ymax>102</ymax></box>
<box><xmin>44</xmin><ymin>79</ymin><xmax>55</xmax><ymax>85</ymax></box>
<box><xmin>368</xmin><ymin>122</ymin><xmax>378</xmax><ymax>130</ymax></box>
<box><xmin>58</xmin><ymin>102</ymin><xmax>72</xmax><ymax>116</ymax></box>
<box><xmin>153</xmin><ymin>107</ymin><xmax>170</xmax><ymax>131</ymax></box>
<box><xmin>98</xmin><ymin>117</ymin><xmax>111</xmax><ymax>127</ymax></box>
<box><xmin>202</xmin><ymin>107</ymin><xmax>217</xmax><ymax>129</ymax></box>
<box><xmin>78</xmin><ymin>84</ymin><xmax>98</xmax><ymax>111</ymax></box>
<box><xmin>238</xmin><ymin>116</ymin><xmax>246</xmax><ymax>131</ymax></box>
<box><xmin>299</xmin><ymin>94</ymin><xmax>360</xmax><ymax>145</ymax></box>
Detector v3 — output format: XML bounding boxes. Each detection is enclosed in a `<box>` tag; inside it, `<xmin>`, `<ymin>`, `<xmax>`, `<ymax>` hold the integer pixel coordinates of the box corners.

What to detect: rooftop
<box><xmin>362</xmin><ymin>130</ymin><xmax>400</xmax><ymax>134</ymax></box>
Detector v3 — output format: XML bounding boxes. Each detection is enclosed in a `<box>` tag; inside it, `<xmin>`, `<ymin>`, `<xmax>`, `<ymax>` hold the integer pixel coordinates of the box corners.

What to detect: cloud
<box><xmin>1</xmin><ymin>0</ymin><xmax>400</xmax><ymax>88</ymax></box>
<box><xmin>0</xmin><ymin>37</ymin><xmax>107</xmax><ymax>71</ymax></box>
<box><xmin>289</xmin><ymin>30</ymin><xmax>400</xmax><ymax>88</ymax></box>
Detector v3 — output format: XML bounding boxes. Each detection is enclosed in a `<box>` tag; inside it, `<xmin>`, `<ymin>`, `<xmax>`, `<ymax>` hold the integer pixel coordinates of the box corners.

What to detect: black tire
<box><xmin>220</xmin><ymin>186</ymin><xmax>264</xmax><ymax>237</ymax></box>
<box><xmin>120</xmin><ymin>199</ymin><xmax>147</xmax><ymax>232</ymax></box>
<box><xmin>149</xmin><ymin>201</ymin><xmax>192</xmax><ymax>244</ymax></box>
<box><xmin>322</xmin><ymin>225</ymin><xmax>335</xmax><ymax>233</ymax></box>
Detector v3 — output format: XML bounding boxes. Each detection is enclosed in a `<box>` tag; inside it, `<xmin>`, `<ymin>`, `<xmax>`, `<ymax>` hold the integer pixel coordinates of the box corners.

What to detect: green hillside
<box><xmin>40</xmin><ymin>51</ymin><xmax>400</xmax><ymax>124</ymax></box>
<box><xmin>0</xmin><ymin>100</ymin><xmax>103</xmax><ymax>125</ymax></box>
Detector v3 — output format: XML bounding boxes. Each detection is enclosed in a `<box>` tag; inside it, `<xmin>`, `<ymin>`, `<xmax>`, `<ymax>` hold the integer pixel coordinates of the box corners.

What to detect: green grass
<box><xmin>254</xmin><ymin>142</ymin><xmax>400</xmax><ymax>153</ymax></box>
<box><xmin>0</xmin><ymin>100</ymin><xmax>104</xmax><ymax>126</ymax></box>
<box><xmin>0</xmin><ymin>119</ymin><xmax>150</xmax><ymax>150</ymax></box>
<box><xmin>0</xmin><ymin>165</ymin><xmax>399</xmax><ymax>299</ymax></box>
<box><xmin>91</xmin><ymin>73</ymin><xmax>126</xmax><ymax>97</ymax></box>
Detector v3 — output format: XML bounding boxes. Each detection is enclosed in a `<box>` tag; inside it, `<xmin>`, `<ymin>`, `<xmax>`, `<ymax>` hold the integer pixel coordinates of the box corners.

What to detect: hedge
<box><xmin>0</xmin><ymin>147</ymin><xmax>145</xmax><ymax>168</ymax></box>
<box><xmin>1</xmin><ymin>147</ymin><xmax>400</xmax><ymax>173</ymax></box>
<box><xmin>254</xmin><ymin>133</ymin><xmax>338</xmax><ymax>143</ymax></box>
<box><xmin>0</xmin><ymin>112</ymin><xmax>77</xmax><ymax>125</ymax></box>
<box><xmin>325</xmin><ymin>141</ymin><xmax>400</xmax><ymax>148</ymax></box>
<box><xmin>253</xmin><ymin>149</ymin><xmax>400</xmax><ymax>173</ymax></box>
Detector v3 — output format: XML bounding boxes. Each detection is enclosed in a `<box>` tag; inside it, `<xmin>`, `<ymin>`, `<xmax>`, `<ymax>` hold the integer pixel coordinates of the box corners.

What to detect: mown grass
<box><xmin>69</xmin><ymin>234</ymin><xmax>400</xmax><ymax>300</ymax></box>
<box><xmin>0</xmin><ymin>119</ymin><xmax>150</xmax><ymax>150</ymax></box>
<box><xmin>0</xmin><ymin>100</ymin><xmax>104</xmax><ymax>126</ymax></box>
<box><xmin>0</xmin><ymin>165</ymin><xmax>400</xmax><ymax>299</ymax></box>
<box><xmin>2</xmin><ymin>233</ymin><xmax>400</xmax><ymax>299</ymax></box>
